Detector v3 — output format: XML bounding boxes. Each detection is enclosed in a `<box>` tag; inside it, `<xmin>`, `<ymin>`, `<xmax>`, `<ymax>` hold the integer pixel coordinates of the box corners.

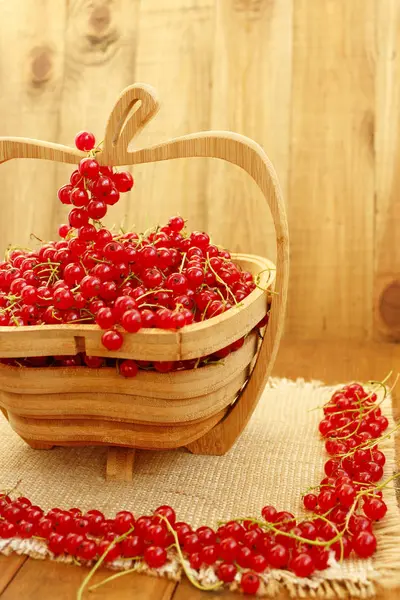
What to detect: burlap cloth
<box><xmin>0</xmin><ymin>379</ymin><xmax>399</xmax><ymax>597</ymax></box>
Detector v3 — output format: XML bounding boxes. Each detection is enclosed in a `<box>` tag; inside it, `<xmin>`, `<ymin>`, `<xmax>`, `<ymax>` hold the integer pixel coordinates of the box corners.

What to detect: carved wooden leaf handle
<box><xmin>0</xmin><ymin>84</ymin><xmax>159</xmax><ymax>166</ymax></box>
<box><xmin>101</xmin><ymin>83</ymin><xmax>159</xmax><ymax>164</ymax></box>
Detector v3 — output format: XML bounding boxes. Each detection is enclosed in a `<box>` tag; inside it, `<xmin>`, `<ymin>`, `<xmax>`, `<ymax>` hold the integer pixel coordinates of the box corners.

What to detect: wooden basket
<box><xmin>0</xmin><ymin>84</ymin><xmax>289</xmax><ymax>481</ymax></box>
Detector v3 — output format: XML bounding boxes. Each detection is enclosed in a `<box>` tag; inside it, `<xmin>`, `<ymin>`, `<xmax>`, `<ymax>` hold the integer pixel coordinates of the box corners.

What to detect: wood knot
<box><xmin>379</xmin><ymin>280</ymin><xmax>400</xmax><ymax>331</ymax></box>
<box><xmin>79</xmin><ymin>2</ymin><xmax>119</xmax><ymax>63</ymax></box>
<box><xmin>233</xmin><ymin>0</ymin><xmax>269</xmax><ymax>20</ymax></box>
<box><xmin>89</xmin><ymin>4</ymin><xmax>110</xmax><ymax>34</ymax></box>
<box><xmin>30</xmin><ymin>46</ymin><xmax>53</xmax><ymax>87</ymax></box>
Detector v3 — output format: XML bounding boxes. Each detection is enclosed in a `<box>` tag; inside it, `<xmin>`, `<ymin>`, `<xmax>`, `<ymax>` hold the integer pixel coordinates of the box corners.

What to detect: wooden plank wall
<box><xmin>0</xmin><ymin>0</ymin><xmax>399</xmax><ymax>342</ymax></box>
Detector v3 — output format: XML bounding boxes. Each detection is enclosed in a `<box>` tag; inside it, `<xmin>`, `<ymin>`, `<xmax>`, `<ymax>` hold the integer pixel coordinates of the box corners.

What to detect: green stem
<box><xmin>88</xmin><ymin>561</ymin><xmax>142</xmax><ymax>591</ymax></box>
<box><xmin>158</xmin><ymin>515</ymin><xmax>222</xmax><ymax>591</ymax></box>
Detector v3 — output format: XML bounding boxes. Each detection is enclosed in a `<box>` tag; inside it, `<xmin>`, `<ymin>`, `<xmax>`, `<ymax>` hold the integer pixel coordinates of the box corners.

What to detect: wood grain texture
<box><xmin>0</xmin><ymin>0</ymin><xmax>66</xmax><ymax>251</ymax></box>
<box><xmin>132</xmin><ymin>0</ymin><xmax>214</xmax><ymax>234</ymax></box>
<box><xmin>52</xmin><ymin>0</ymin><xmax>141</xmax><ymax>234</ymax></box>
<box><xmin>0</xmin><ymin>556</ymin><xmax>27</xmax><ymax>595</ymax></box>
<box><xmin>0</xmin><ymin>558</ymin><xmax>177</xmax><ymax>600</ymax></box>
<box><xmin>207</xmin><ymin>0</ymin><xmax>293</xmax><ymax>262</ymax></box>
<box><xmin>374</xmin><ymin>0</ymin><xmax>400</xmax><ymax>340</ymax></box>
<box><xmin>0</xmin><ymin>1</ymin><xmax>399</xmax><ymax>340</ymax></box>
<box><xmin>287</xmin><ymin>0</ymin><xmax>375</xmax><ymax>340</ymax></box>
<box><xmin>106</xmin><ymin>446</ymin><xmax>135</xmax><ymax>481</ymax></box>
<box><xmin>0</xmin><ymin>340</ymin><xmax>399</xmax><ymax>599</ymax></box>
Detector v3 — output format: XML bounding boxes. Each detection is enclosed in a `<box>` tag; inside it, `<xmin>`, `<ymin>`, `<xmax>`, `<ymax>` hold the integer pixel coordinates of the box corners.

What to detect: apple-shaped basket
<box><xmin>0</xmin><ymin>84</ymin><xmax>289</xmax><ymax>480</ymax></box>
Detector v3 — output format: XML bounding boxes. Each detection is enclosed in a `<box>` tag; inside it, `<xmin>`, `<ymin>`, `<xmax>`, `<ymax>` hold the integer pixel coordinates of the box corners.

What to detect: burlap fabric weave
<box><xmin>0</xmin><ymin>378</ymin><xmax>399</xmax><ymax>597</ymax></box>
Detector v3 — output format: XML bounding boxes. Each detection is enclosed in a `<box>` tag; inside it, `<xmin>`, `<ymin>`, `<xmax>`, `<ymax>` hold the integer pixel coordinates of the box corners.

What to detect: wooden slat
<box><xmin>0</xmin><ymin>559</ymin><xmax>177</xmax><ymax>600</ymax></box>
<box><xmin>287</xmin><ymin>0</ymin><xmax>375</xmax><ymax>339</ymax></box>
<box><xmin>206</xmin><ymin>0</ymin><xmax>293</xmax><ymax>262</ymax></box>
<box><xmin>374</xmin><ymin>0</ymin><xmax>400</xmax><ymax>340</ymax></box>
<box><xmin>52</xmin><ymin>0</ymin><xmax>141</xmax><ymax>233</ymax></box>
<box><xmin>0</xmin><ymin>556</ymin><xmax>27</xmax><ymax>595</ymax></box>
<box><xmin>0</xmin><ymin>0</ymin><xmax>66</xmax><ymax>250</ymax></box>
<box><xmin>132</xmin><ymin>0</ymin><xmax>214</xmax><ymax>235</ymax></box>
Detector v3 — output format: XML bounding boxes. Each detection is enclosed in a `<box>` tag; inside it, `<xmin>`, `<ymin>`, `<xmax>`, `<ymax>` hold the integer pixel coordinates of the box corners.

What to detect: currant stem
<box><xmin>158</xmin><ymin>515</ymin><xmax>223</xmax><ymax>591</ymax></box>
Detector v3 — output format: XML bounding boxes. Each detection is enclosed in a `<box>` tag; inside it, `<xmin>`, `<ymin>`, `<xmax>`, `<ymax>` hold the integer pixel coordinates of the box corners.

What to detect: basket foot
<box><xmin>24</xmin><ymin>439</ymin><xmax>54</xmax><ymax>450</ymax></box>
<box><xmin>106</xmin><ymin>447</ymin><xmax>135</xmax><ymax>482</ymax></box>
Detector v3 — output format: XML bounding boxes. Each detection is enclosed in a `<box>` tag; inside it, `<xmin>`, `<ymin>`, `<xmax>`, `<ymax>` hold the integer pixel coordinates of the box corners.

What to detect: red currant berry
<box><xmin>48</xmin><ymin>532</ymin><xmax>65</xmax><ymax>555</ymax></box>
<box><xmin>87</xmin><ymin>199</ymin><xmax>107</xmax><ymax>219</ymax></box>
<box><xmin>218</xmin><ymin>536</ymin><xmax>239</xmax><ymax>563</ymax></box>
<box><xmin>261</xmin><ymin>505</ymin><xmax>278</xmax><ymax>522</ymax></box>
<box><xmin>92</xmin><ymin>176</ymin><xmax>113</xmax><ymax>197</ymax></box>
<box><xmin>168</xmin><ymin>216</ymin><xmax>185</xmax><ymax>232</ymax></box>
<box><xmin>79</xmin><ymin>157</ymin><xmax>100</xmax><ymax>180</ymax></box>
<box><xmin>113</xmin><ymin>171</ymin><xmax>134</xmax><ymax>192</ymax></box>
<box><xmin>200</xmin><ymin>544</ymin><xmax>218</xmax><ymax>565</ymax></box>
<box><xmin>363</xmin><ymin>498</ymin><xmax>387</xmax><ymax>521</ymax></box>
<box><xmin>174</xmin><ymin>522</ymin><xmax>192</xmax><ymax>544</ymax></box>
<box><xmin>154</xmin><ymin>505</ymin><xmax>176</xmax><ymax>526</ymax></box>
<box><xmin>101</xmin><ymin>329</ymin><xmax>124</xmax><ymax>351</ymax></box>
<box><xmin>80</xmin><ymin>275</ymin><xmax>101</xmax><ymax>299</ymax></box>
<box><xmin>79</xmin><ymin>224</ymin><xmax>97</xmax><ymax>242</ymax></box>
<box><xmin>267</xmin><ymin>543</ymin><xmax>289</xmax><ymax>568</ymax></box>
<box><xmin>336</xmin><ymin>483</ymin><xmax>356</xmax><ymax>508</ymax></box>
<box><xmin>119</xmin><ymin>360</ymin><xmax>139</xmax><ymax>378</ymax></box>
<box><xmin>217</xmin><ymin>562</ymin><xmax>237</xmax><ymax>583</ymax></box>
<box><xmin>71</xmin><ymin>188</ymin><xmax>89</xmax><ymax>208</ymax></box>
<box><xmin>240</xmin><ymin>572</ymin><xmax>260</xmax><ymax>595</ymax></box>
<box><xmin>303</xmin><ymin>493</ymin><xmax>318</xmax><ymax>511</ymax></box>
<box><xmin>120</xmin><ymin>309</ymin><xmax>142</xmax><ymax>333</ymax></box>
<box><xmin>289</xmin><ymin>553</ymin><xmax>315</xmax><ymax>578</ymax></box>
<box><xmin>58</xmin><ymin>184</ymin><xmax>73</xmax><ymax>205</ymax></box>
<box><xmin>183</xmin><ymin>533</ymin><xmax>201</xmax><ymax>554</ymax></box>
<box><xmin>353</xmin><ymin>530</ymin><xmax>377</xmax><ymax>558</ymax></box>
<box><xmin>64</xmin><ymin>532</ymin><xmax>85</xmax><ymax>555</ymax></box>
<box><xmin>144</xmin><ymin>545</ymin><xmax>167</xmax><ymax>568</ymax></box>
<box><xmin>58</xmin><ymin>224</ymin><xmax>71</xmax><ymax>238</ymax></box>
<box><xmin>77</xmin><ymin>540</ymin><xmax>98</xmax><ymax>561</ymax></box>
<box><xmin>69</xmin><ymin>208</ymin><xmax>89</xmax><ymax>228</ymax></box>
<box><xmin>121</xmin><ymin>535</ymin><xmax>144</xmax><ymax>558</ymax></box>
<box><xmin>75</xmin><ymin>131</ymin><xmax>95</xmax><ymax>151</ymax></box>
<box><xmin>114</xmin><ymin>510</ymin><xmax>135</xmax><ymax>534</ymax></box>
<box><xmin>0</xmin><ymin>521</ymin><xmax>17</xmax><ymax>539</ymax></box>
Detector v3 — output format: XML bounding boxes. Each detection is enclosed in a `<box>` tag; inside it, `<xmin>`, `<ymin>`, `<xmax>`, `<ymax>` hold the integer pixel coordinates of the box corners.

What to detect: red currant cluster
<box><xmin>0</xmin><ymin>382</ymin><xmax>396</xmax><ymax>594</ymax></box>
<box><xmin>58</xmin><ymin>131</ymin><xmax>134</xmax><ymax>224</ymax></box>
<box><xmin>0</xmin><ymin>130</ymin><xmax>258</xmax><ymax>369</ymax></box>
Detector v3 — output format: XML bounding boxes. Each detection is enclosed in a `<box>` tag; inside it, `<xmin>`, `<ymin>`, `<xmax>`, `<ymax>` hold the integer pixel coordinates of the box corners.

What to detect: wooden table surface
<box><xmin>0</xmin><ymin>340</ymin><xmax>399</xmax><ymax>599</ymax></box>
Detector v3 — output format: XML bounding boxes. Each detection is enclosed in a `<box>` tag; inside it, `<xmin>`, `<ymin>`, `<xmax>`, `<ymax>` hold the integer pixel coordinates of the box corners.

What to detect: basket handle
<box><xmin>0</xmin><ymin>85</ymin><xmax>288</xmax><ymax>455</ymax></box>
<box><xmin>130</xmin><ymin>132</ymin><xmax>289</xmax><ymax>455</ymax></box>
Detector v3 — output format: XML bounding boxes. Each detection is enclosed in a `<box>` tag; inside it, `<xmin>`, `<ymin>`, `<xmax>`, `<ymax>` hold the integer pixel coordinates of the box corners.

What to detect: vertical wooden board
<box><xmin>52</xmin><ymin>0</ymin><xmax>141</xmax><ymax>236</ymax></box>
<box><xmin>131</xmin><ymin>0</ymin><xmax>214</xmax><ymax>234</ymax></box>
<box><xmin>0</xmin><ymin>0</ymin><xmax>66</xmax><ymax>251</ymax></box>
<box><xmin>287</xmin><ymin>0</ymin><xmax>375</xmax><ymax>339</ymax></box>
<box><xmin>374</xmin><ymin>0</ymin><xmax>400</xmax><ymax>340</ymax></box>
<box><xmin>206</xmin><ymin>0</ymin><xmax>293</xmax><ymax>260</ymax></box>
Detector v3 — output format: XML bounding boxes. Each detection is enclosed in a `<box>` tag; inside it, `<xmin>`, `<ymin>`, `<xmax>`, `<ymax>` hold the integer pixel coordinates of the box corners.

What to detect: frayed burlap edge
<box><xmin>1</xmin><ymin>378</ymin><xmax>399</xmax><ymax>598</ymax></box>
